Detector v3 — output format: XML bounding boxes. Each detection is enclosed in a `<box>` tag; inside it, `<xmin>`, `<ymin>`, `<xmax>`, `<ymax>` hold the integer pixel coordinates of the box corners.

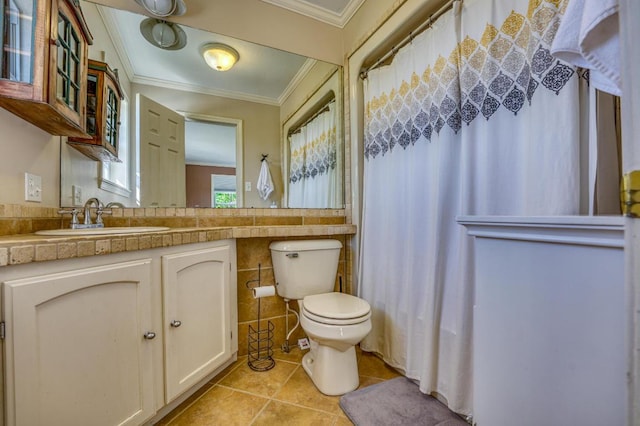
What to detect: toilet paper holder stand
<box><xmin>245</xmin><ymin>263</ymin><xmax>276</xmax><ymax>371</ymax></box>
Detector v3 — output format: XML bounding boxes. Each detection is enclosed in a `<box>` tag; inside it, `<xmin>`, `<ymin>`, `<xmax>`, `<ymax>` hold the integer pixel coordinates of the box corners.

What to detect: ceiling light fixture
<box><xmin>134</xmin><ymin>0</ymin><xmax>186</xmax><ymax>17</ymax></box>
<box><xmin>140</xmin><ymin>18</ymin><xmax>187</xmax><ymax>50</ymax></box>
<box><xmin>200</xmin><ymin>43</ymin><xmax>239</xmax><ymax>72</ymax></box>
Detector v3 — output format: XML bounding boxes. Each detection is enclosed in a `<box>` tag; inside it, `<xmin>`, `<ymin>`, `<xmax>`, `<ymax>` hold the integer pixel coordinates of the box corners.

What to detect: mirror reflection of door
<box><xmin>137</xmin><ymin>94</ymin><xmax>186</xmax><ymax>207</ymax></box>
<box><xmin>184</xmin><ymin>118</ymin><xmax>239</xmax><ymax>208</ymax></box>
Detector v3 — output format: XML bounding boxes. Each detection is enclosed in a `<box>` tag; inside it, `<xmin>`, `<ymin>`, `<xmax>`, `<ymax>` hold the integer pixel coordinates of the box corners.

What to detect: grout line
<box><xmin>164</xmin><ymin>383</ymin><xmax>217</xmax><ymax>425</ymax></box>
<box><xmin>248</xmin><ymin>399</ymin><xmax>272</xmax><ymax>425</ymax></box>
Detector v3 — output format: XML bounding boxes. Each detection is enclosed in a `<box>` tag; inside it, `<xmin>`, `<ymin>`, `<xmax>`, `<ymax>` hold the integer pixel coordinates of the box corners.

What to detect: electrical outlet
<box><xmin>72</xmin><ymin>185</ymin><xmax>83</xmax><ymax>206</ymax></box>
<box><xmin>245</xmin><ymin>181</ymin><xmax>251</xmax><ymax>191</ymax></box>
<box><xmin>24</xmin><ymin>173</ymin><xmax>42</xmax><ymax>202</ymax></box>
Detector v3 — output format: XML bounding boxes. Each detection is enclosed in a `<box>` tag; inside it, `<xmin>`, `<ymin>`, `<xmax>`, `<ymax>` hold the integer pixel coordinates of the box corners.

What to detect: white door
<box><xmin>162</xmin><ymin>245</ymin><xmax>232</xmax><ymax>403</ymax></box>
<box><xmin>138</xmin><ymin>93</ymin><xmax>186</xmax><ymax>207</ymax></box>
<box><xmin>620</xmin><ymin>1</ymin><xmax>640</xmax><ymax>424</ymax></box>
<box><xmin>2</xmin><ymin>259</ymin><xmax>155</xmax><ymax>426</ymax></box>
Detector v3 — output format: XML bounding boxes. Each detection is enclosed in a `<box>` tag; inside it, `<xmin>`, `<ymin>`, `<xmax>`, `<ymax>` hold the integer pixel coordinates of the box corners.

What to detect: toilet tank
<box><xmin>269</xmin><ymin>239</ymin><xmax>342</xmax><ymax>300</ymax></box>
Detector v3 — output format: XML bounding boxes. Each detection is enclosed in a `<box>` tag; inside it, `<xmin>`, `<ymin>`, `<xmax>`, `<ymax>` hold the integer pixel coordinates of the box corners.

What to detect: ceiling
<box><xmin>101</xmin><ymin>6</ymin><xmax>313</xmax><ymax>106</ymax></box>
<box><xmin>260</xmin><ymin>0</ymin><xmax>366</xmax><ymax>27</ymax></box>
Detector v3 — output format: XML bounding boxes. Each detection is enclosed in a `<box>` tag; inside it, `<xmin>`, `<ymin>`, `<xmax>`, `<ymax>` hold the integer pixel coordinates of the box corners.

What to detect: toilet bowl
<box><xmin>269</xmin><ymin>240</ymin><xmax>372</xmax><ymax>396</ymax></box>
<box><xmin>298</xmin><ymin>292</ymin><xmax>372</xmax><ymax>395</ymax></box>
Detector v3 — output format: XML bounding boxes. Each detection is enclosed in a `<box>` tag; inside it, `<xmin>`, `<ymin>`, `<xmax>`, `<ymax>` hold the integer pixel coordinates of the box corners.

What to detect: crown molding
<box><xmin>278</xmin><ymin>58</ymin><xmax>317</xmax><ymax>104</ymax></box>
<box><xmin>96</xmin><ymin>6</ymin><xmax>135</xmax><ymax>82</ymax></box>
<box><xmin>132</xmin><ymin>75</ymin><xmax>281</xmax><ymax>106</ymax></box>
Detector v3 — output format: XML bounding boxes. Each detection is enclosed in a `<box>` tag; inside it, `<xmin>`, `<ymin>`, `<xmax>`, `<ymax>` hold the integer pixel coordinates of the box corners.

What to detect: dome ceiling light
<box><xmin>140</xmin><ymin>18</ymin><xmax>187</xmax><ymax>50</ymax></box>
<box><xmin>134</xmin><ymin>0</ymin><xmax>186</xmax><ymax>17</ymax></box>
<box><xmin>201</xmin><ymin>43</ymin><xmax>239</xmax><ymax>72</ymax></box>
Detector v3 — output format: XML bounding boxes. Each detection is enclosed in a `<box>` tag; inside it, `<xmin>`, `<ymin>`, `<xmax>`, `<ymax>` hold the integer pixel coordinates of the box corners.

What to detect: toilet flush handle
<box><xmin>286</xmin><ymin>253</ymin><xmax>299</xmax><ymax>258</ymax></box>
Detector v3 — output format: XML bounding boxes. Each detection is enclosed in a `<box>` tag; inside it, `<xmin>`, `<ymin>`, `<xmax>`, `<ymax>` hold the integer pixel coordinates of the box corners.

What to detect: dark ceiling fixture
<box><xmin>134</xmin><ymin>0</ymin><xmax>186</xmax><ymax>17</ymax></box>
<box><xmin>140</xmin><ymin>18</ymin><xmax>187</xmax><ymax>50</ymax></box>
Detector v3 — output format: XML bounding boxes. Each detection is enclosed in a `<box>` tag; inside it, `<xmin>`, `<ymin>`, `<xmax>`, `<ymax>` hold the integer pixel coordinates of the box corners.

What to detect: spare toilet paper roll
<box><xmin>252</xmin><ymin>285</ymin><xmax>276</xmax><ymax>299</ymax></box>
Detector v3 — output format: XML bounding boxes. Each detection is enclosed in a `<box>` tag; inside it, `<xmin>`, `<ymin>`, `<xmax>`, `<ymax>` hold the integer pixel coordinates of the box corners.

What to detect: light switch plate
<box><xmin>245</xmin><ymin>181</ymin><xmax>251</xmax><ymax>191</ymax></box>
<box><xmin>24</xmin><ymin>173</ymin><xmax>42</xmax><ymax>202</ymax></box>
<box><xmin>72</xmin><ymin>185</ymin><xmax>83</xmax><ymax>206</ymax></box>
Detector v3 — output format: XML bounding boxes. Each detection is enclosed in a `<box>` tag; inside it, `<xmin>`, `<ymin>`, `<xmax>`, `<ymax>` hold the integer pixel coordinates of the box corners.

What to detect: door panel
<box><xmin>138</xmin><ymin>94</ymin><xmax>185</xmax><ymax>207</ymax></box>
<box><xmin>162</xmin><ymin>245</ymin><xmax>231</xmax><ymax>402</ymax></box>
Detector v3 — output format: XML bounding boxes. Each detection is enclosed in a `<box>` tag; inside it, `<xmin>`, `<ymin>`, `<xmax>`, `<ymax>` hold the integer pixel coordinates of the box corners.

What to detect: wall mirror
<box><xmin>60</xmin><ymin>1</ymin><xmax>344</xmax><ymax>209</ymax></box>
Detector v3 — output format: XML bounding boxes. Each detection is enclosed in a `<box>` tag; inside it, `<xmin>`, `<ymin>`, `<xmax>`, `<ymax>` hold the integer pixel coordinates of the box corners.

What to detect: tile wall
<box><xmin>236</xmin><ymin>235</ymin><xmax>351</xmax><ymax>356</ymax></box>
<box><xmin>0</xmin><ymin>204</ymin><xmax>348</xmax><ymax>236</ymax></box>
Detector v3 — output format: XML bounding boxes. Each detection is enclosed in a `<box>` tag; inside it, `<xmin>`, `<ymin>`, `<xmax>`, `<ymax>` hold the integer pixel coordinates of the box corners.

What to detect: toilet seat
<box><xmin>301</xmin><ymin>292</ymin><xmax>371</xmax><ymax>326</ymax></box>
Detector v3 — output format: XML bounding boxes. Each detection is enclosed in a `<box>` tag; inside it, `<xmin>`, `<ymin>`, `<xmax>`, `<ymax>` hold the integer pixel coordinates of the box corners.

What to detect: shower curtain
<box><xmin>288</xmin><ymin>103</ymin><xmax>340</xmax><ymax>208</ymax></box>
<box><xmin>359</xmin><ymin>0</ymin><xmax>581</xmax><ymax>416</ymax></box>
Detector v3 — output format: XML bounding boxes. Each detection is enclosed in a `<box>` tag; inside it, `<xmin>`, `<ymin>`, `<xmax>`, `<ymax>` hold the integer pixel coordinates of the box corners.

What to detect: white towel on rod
<box><xmin>257</xmin><ymin>159</ymin><xmax>274</xmax><ymax>201</ymax></box>
<box><xmin>550</xmin><ymin>0</ymin><xmax>621</xmax><ymax>96</ymax></box>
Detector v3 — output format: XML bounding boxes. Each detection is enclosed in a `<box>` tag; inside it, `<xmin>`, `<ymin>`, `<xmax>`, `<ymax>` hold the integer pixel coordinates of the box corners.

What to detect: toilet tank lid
<box><xmin>269</xmin><ymin>239</ymin><xmax>342</xmax><ymax>252</ymax></box>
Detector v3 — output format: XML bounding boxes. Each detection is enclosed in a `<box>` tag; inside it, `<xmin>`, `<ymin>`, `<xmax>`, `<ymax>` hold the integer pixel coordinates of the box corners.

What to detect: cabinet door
<box><xmin>162</xmin><ymin>245</ymin><xmax>231</xmax><ymax>403</ymax></box>
<box><xmin>3</xmin><ymin>259</ymin><xmax>155</xmax><ymax>426</ymax></box>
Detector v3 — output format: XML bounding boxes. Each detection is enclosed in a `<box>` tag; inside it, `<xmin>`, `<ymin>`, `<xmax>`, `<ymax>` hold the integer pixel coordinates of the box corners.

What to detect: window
<box><xmin>213</xmin><ymin>191</ymin><xmax>237</xmax><ymax>208</ymax></box>
<box><xmin>212</xmin><ymin>174</ymin><xmax>236</xmax><ymax>208</ymax></box>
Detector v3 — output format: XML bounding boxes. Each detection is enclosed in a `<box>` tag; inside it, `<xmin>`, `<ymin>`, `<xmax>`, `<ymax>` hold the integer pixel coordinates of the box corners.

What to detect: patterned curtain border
<box><xmin>364</xmin><ymin>0</ymin><xmax>577</xmax><ymax>160</ymax></box>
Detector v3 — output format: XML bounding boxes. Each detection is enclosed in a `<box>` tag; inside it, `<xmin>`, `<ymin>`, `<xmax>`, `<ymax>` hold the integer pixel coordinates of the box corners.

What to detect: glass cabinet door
<box><xmin>105</xmin><ymin>84</ymin><xmax>119</xmax><ymax>152</ymax></box>
<box><xmin>1</xmin><ymin>0</ymin><xmax>35</xmax><ymax>83</ymax></box>
<box><xmin>56</xmin><ymin>9</ymin><xmax>81</xmax><ymax>113</ymax></box>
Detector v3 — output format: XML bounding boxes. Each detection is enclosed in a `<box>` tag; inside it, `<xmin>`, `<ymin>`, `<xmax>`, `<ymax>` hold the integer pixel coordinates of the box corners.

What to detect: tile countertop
<box><xmin>0</xmin><ymin>224</ymin><xmax>357</xmax><ymax>267</ymax></box>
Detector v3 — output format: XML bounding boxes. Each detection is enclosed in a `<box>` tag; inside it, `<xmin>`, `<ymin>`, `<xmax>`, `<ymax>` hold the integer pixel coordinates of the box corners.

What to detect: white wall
<box><xmin>0</xmin><ymin>109</ymin><xmax>60</xmax><ymax>206</ymax></box>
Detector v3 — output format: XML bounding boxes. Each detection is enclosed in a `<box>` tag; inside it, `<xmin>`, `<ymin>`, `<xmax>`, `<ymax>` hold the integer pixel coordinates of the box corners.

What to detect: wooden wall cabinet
<box><xmin>68</xmin><ymin>59</ymin><xmax>123</xmax><ymax>162</ymax></box>
<box><xmin>0</xmin><ymin>0</ymin><xmax>93</xmax><ymax>137</ymax></box>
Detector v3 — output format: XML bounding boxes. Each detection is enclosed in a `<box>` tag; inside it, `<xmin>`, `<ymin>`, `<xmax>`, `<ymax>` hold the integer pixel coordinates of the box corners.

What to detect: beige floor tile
<box><xmin>159</xmin><ymin>381</ymin><xmax>217</xmax><ymax>424</ymax></box>
<box><xmin>334</xmin><ymin>416</ymin><xmax>354</xmax><ymax>426</ymax></box>
<box><xmin>273</xmin><ymin>366</ymin><xmax>342</xmax><ymax>415</ymax></box>
<box><xmin>272</xmin><ymin>346</ymin><xmax>307</xmax><ymax>363</ymax></box>
<box><xmin>357</xmin><ymin>351</ymin><xmax>402</xmax><ymax>380</ymax></box>
<box><xmin>167</xmin><ymin>385</ymin><xmax>268</xmax><ymax>426</ymax></box>
<box><xmin>219</xmin><ymin>360</ymin><xmax>298</xmax><ymax>397</ymax></box>
<box><xmin>357</xmin><ymin>375</ymin><xmax>384</xmax><ymax>389</ymax></box>
<box><xmin>209</xmin><ymin>356</ymin><xmax>247</xmax><ymax>385</ymax></box>
<box><xmin>252</xmin><ymin>400</ymin><xmax>336</xmax><ymax>426</ymax></box>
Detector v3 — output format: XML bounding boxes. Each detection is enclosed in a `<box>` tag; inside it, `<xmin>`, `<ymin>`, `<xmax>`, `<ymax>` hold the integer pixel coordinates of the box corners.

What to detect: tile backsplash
<box><xmin>0</xmin><ymin>204</ymin><xmax>348</xmax><ymax>236</ymax></box>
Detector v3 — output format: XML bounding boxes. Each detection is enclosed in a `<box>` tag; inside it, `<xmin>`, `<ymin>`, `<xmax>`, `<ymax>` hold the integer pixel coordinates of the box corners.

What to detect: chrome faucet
<box><xmin>96</xmin><ymin>201</ymin><xmax>125</xmax><ymax>224</ymax></box>
<box><xmin>83</xmin><ymin>197</ymin><xmax>103</xmax><ymax>226</ymax></box>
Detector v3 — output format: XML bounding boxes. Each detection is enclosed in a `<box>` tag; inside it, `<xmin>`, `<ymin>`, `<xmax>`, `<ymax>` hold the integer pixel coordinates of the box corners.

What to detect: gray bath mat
<box><xmin>339</xmin><ymin>377</ymin><xmax>468</xmax><ymax>426</ymax></box>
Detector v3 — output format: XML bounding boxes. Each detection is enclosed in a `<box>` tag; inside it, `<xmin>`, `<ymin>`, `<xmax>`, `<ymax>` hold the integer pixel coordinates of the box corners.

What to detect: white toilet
<box><xmin>270</xmin><ymin>239</ymin><xmax>372</xmax><ymax>396</ymax></box>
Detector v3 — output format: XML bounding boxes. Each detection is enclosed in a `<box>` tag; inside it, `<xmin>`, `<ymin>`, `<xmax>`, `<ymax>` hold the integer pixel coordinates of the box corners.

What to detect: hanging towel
<box><xmin>550</xmin><ymin>0</ymin><xmax>621</xmax><ymax>96</ymax></box>
<box><xmin>257</xmin><ymin>160</ymin><xmax>274</xmax><ymax>201</ymax></box>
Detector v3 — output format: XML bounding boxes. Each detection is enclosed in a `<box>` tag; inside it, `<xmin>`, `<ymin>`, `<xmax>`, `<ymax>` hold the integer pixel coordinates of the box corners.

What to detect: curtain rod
<box><xmin>360</xmin><ymin>0</ymin><xmax>459</xmax><ymax>80</ymax></box>
<box><xmin>289</xmin><ymin>99</ymin><xmax>335</xmax><ymax>136</ymax></box>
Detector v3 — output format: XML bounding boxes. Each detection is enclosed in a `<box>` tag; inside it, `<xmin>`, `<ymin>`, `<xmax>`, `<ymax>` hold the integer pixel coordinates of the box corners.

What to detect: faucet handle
<box><xmin>58</xmin><ymin>208</ymin><xmax>80</xmax><ymax>226</ymax></box>
<box><xmin>95</xmin><ymin>207</ymin><xmax>112</xmax><ymax>225</ymax></box>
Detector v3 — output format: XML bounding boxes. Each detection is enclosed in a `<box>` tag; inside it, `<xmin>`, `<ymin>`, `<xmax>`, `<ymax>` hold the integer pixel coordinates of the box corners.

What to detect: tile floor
<box><xmin>156</xmin><ymin>346</ymin><xmax>402</xmax><ymax>425</ymax></box>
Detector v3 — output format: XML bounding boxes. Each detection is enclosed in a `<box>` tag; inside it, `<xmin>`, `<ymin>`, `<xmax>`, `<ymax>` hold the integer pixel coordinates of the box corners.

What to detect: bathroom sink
<box><xmin>35</xmin><ymin>226</ymin><xmax>171</xmax><ymax>236</ymax></box>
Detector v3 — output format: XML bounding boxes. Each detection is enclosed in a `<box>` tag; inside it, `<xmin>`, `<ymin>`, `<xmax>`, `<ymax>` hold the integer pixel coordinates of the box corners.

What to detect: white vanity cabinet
<box><xmin>0</xmin><ymin>239</ymin><xmax>238</xmax><ymax>426</ymax></box>
<box><xmin>162</xmin><ymin>245</ymin><xmax>235</xmax><ymax>403</ymax></box>
<box><xmin>3</xmin><ymin>259</ymin><xmax>156</xmax><ymax>426</ymax></box>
